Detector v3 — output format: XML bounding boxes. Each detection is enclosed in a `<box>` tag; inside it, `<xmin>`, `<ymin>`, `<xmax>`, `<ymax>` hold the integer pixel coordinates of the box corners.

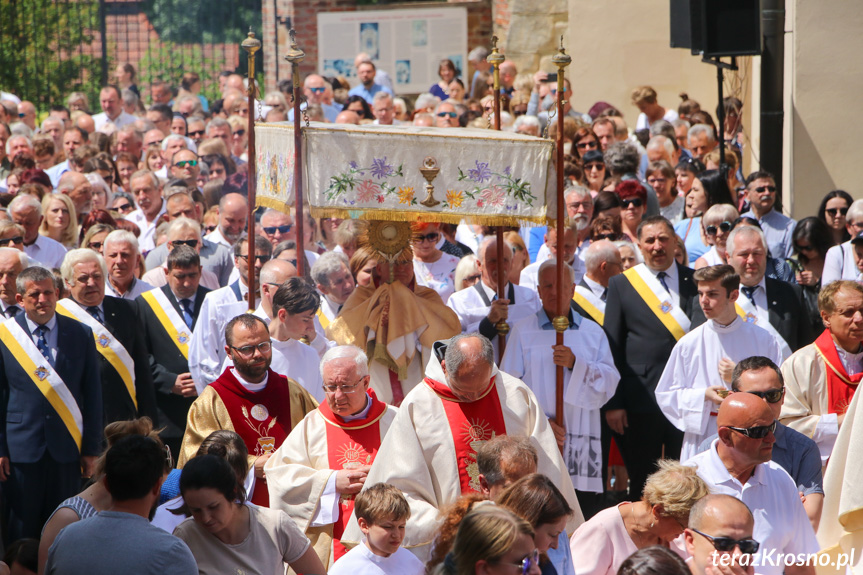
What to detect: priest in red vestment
<box><xmin>265</xmin><ymin>345</ymin><xmax>398</xmax><ymax>569</ymax></box>
<box><xmin>177</xmin><ymin>314</ymin><xmax>317</xmax><ymax>506</ymax></box>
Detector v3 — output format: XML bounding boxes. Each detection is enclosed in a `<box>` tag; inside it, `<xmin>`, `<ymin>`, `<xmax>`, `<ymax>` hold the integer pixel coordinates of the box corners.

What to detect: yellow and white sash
<box><xmin>0</xmin><ymin>318</ymin><xmax>83</xmax><ymax>450</ymax></box>
<box><xmin>623</xmin><ymin>264</ymin><xmax>691</xmax><ymax>341</ymax></box>
<box><xmin>572</xmin><ymin>285</ymin><xmax>605</xmax><ymax>326</ymax></box>
<box><xmin>735</xmin><ymin>296</ymin><xmax>793</xmax><ymax>359</ymax></box>
<box><xmin>141</xmin><ymin>289</ymin><xmax>191</xmax><ymax>359</ymax></box>
<box><xmin>56</xmin><ymin>299</ymin><xmax>137</xmax><ymax>409</ymax></box>
<box><xmin>316</xmin><ymin>307</ymin><xmax>330</xmax><ymax>330</ymax></box>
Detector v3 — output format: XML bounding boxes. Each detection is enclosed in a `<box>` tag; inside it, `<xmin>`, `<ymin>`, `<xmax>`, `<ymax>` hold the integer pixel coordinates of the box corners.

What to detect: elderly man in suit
<box><xmin>59</xmin><ymin>248</ymin><xmax>158</xmax><ymax>426</ymax></box>
<box><xmin>0</xmin><ymin>265</ymin><xmax>102</xmax><ymax>542</ymax></box>
<box><xmin>136</xmin><ymin>245</ymin><xmax>210</xmax><ymax>456</ymax></box>
<box><xmin>603</xmin><ymin>215</ymin><xmax>703</xmax><ymax>499</ymax></box>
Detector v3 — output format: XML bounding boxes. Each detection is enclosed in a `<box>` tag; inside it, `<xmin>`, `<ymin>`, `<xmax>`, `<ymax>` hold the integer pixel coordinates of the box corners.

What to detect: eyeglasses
<box><xmin>263</xmin><ymin>224</ymin><xmax>292</xmax><ymax>235</ymax></box>
<box><xmin>237</xmin><ymin>254</ymin><xmax>272</xmax><ymax>263</ymax></box>
<box><xmin>464</xmin><ymin>273</ymin><xmax>482</xmax><ymax>283</ymax></box>
<box><xmin>187</xmin><ymin>129</ymin><xmax>205</xmax><ymax>138</ymax></box>
<box><xmin>498</xmin><ymin>549</ymin><xmax>540</xmax><ymax>575</ymax></box>
<box><xmin>0</xmin><ymin>236</ymin><xmax>23</xmax><ymax>246</ymax></box>
<box><xmin>705</xmin><ymin>221</ymin><xmax>733</xmax><ymax>236</ymax></box>
<box><xmin>437</xmin><ymin>111</ymin><xmax>457</xmax><ymax>118</ymax></box>
<box><xmin>826</xmin><ymin>207</ymin><xmax>849</xmax><ymax>217</ymax></box>
<box><xmin>89</xmin><ymin>241</ymin><xmax>104</xmax><ymax>250</ymax></box>
<box><xmin>690</xmin><ymin>528</ymin><xmax>760</xmax><ymax>555</ymax></box>
<box><xmin>550</xmin><ymin>87</ymin><xmax>568</xmax><ymax>95</ymax></box>
<box><xmin>621</xmin><ymin>198</ymin><xmax>644</xmax><ymax>209</ymax></box>
<box><xmin>584</xmin><ymin>162</ymin><xmax>604</xmax><ymax>172</ymax></box>
<box><xmin>414</xmin><ymin>232</ymin><xmax>440</xmax><ymax>243</ymax></box>
<box><xmin>308</xmin><ymin>87</ymin><xmax>326</xmax><ymax>94</ymax></box>
<box><xmin>567</xmin><ymin>201</ymin><xmax>593</xmax><ymax>211</ymax></box>
<box><xmin>576</xmin><ymin>140</ymin><xmax>598</xmax><ymax>150</ymax></box>
<box><xmin>229</xmin><ymin>341</ymin><xmax>272</xmax><ymax>358</ymax></box>
<box><xmin>724</xmin><ymin>420</ymin><xmax>777</xmax><ymax>439</ymax></box>
<box><xmin>647</xmin><ymin>177</ymin><xmax>667</xmax><ymax>186</ymax></box>
<box><xmin>322</xmin><ymin>376</ymin><xmax>368</xmax><ymax>395</ymax></box>
<box><xmin>175</xmin><ymin>159</ymin><xmax>198</xmax><ymax>168</ymax></box>
<box><xmin>171</xmin><ymin>239</ymin><xmax>199</xmax><ymax>248</ymax></box>
<box><xmin>234</xmin><ymin>129</ymin><xmax>246</xmax><ymax>137</ymax></box>
<box><xmin>743</xmin><ymin>388</ymin><xmax>785</xmax><ymax>404</ymax></box>
<box><xmin>594</xmin><ymin>233</ymin><xmax>619</xmax><ymax>241</ymax></box>
<box><xmin>114</xmin><ymin>202</ymin><xmax>133</xmax><ymax>212</ymax></box>
<box><xmin>205</xmin><ymin>225</ymin><xmax>217</xmax><ymax>233</ymax></box>
<box><xmin>753</xmin><ymin>185</ymin><xmax>777</xmax><ymax>193</ymax></box>
<box><xmin>795</xmin><ymin>243</ymin><xmax>817</xmax><ymax>253</ymax></box>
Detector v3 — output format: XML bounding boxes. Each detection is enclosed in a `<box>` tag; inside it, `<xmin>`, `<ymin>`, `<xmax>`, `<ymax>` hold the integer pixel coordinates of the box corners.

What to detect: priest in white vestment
<box><xmin>780</xmin><ymin>280</ymin><xmax>863</xmax><ymax>463</ymax></box>
<box><xmin>447</xmin><ymin>237</ymin><xmax>540</xmax><ymax>359</ymax></box>
<box><xmin>656</xmin><ymin>264</ymin><xmax>787</xmax><ymax>461</ymax></box>
<box><xmin>266</xmin><ymin>346</ymin><xmax>397</xmax><ymax>569</ymax></box>
<box><xmin>340</xmin><ymin>333</ymin><xmax>583</xmax><ymax>561</ymax></box>
<box><xmin>501</xmin><ymin>260</ymin><xmax>619</xmax><ymax>498</ymax></box>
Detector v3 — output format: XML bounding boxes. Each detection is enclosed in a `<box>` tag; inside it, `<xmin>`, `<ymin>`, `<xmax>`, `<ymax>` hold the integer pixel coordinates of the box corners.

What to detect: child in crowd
<box><xmin>329</xmin><ymin>483</ymin><xmax>423</xmax><ymax>575</ymax></box>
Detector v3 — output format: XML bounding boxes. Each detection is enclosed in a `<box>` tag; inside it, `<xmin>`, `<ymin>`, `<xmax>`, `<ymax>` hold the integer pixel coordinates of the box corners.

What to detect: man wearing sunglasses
<box><xmin>656</xmin><ymin>265</ymin><xmax>787</xmax><ymax>461</ymax></box>
<box><xmin>740</xmin><ymin>171</ymin><xmax>796</xmax><ymax>260</ymax></box>
<box><xmin>142</xmin><ymin>218</ymin><xmax>220</xmax><ymax>291</ymax></box>
<box><xmin>169</xmin><ymin>149</ymin><xmax>201</xmax><ymax>191</ymax></box>
<box><xmin>684</xmin><ymin>494</ymin><xmax>758</xmax><ymax>575</ymax></box>
<box><xmin>780</xmin><ymin>280</ymin><xmax>863</xmax><ymax>467</ymax></box>
<box><xmin>433</xmin><ymin>101</ymin><xmax>460</xmax><ymax>128</ymax></box>
<box><xmin>685</xmin><ymin>393</ymin><xmax>820</xmax><ymax>575</ymax></box>
<box><xmin>287</xmin><ymin>74</ymin><xmax>340</xmax><ymax>124</ymax></box>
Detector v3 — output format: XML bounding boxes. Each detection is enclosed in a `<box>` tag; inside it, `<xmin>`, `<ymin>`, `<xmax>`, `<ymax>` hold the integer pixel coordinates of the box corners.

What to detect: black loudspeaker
<box><xmin>670</xmin><ymin>0</ymin><xmax>762</xmax><ymax>57</ymax></box>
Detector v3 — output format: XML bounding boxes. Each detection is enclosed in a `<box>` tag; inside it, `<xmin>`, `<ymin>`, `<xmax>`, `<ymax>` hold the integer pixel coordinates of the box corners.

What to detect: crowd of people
<box><xmin>0</xmin><ymin>48</ymin><xmax>858</xmax><ymax>575</ymax></box>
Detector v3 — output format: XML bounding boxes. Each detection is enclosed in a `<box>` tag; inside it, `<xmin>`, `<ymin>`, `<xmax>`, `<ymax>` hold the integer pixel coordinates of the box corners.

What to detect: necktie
<box><xmin>35</xmin><ymin>325</ymin><xmax>51</xmax><ymax>362</ymax></box>
<box><xmin>180</xmin><ymin>299</ymin><xmax>194</xmax><ymax>329</ymax></box>
<box><xmin>656</xmin><ymin>271</ymin><xmax>671</xmax><ymax>293</ymax></box>
<box><xmin>4</xmin><ymin>305</ymin><xmax>19</xmax><ymax>319</ymax></box>
<box><xmin>741</xmin><ymin>286</ymin><xmax>758</xmax><ymax>307</ymax></box>
<box><xmin>601</xmin><ymin>288</ymin><xmax>607</xmax><ymax>303</ymax></box>
<box><xmin>86</xmin><ymin>306</ymin><xmax>103</xmax><ymax>325</ymax></box>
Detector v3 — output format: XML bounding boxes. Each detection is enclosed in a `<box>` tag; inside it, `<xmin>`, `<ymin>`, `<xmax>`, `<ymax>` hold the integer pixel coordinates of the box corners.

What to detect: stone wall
<box><xmin>492</xmin><ymin>0</ymin><xmax>569</xmax><ymax>74</ymax></box>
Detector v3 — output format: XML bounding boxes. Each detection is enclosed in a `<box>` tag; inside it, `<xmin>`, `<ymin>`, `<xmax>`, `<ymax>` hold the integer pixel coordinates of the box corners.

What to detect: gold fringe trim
<box><xmin>255</xmin><ymin>195</ymin><xmax>295</xmax><ymax>214</ymax></box>
<box><xmin>308</xmin><ymin>206</ymin><xmax>548</xmax><ymax>228</ymax></box>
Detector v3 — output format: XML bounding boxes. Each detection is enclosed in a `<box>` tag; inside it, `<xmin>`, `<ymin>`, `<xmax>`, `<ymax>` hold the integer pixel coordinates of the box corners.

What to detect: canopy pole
<box><xmin>285</xmin><ymin>30</ymin><xmax>306</xmax><ymax>276</ymax></box>
<box><xmin>241</xmin><ymin>29</ymin><xmax>261</xmax><ymax>312</ymax></box>
<box><xmin>487</xmin><ymin>37</ymin><xmax>508</xmax><ymax>363</ymax></box>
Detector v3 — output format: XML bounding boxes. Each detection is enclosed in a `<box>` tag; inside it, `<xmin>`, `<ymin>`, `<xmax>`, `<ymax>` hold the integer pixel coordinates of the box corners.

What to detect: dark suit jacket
<box><xmin>0</xmin><ymin>313</ymin><xmax>102</xmax><ymax>463</ymax></box>
<box><xmin>571</xmin><ymin>279</ymin><xmax>602</xmax><ymax>325</ymax></box>
<box><xmin>96</xmin><ymin>296</ymin><xmax>159</xmax><ymax>425</ymax></box>
<box><xmin>690</xmin><ymin>277</ymin><xmax>814</xmax><ymax>352</ymax></box>
<box><xmin>136</xmin><ymin>285</ymin><xmax>209</xmax><ymax>431</ymax></box>
<box><xmin>603</xmin><ymin>263</ymin><xmax>704</xmax><ymax>413</ymax></box>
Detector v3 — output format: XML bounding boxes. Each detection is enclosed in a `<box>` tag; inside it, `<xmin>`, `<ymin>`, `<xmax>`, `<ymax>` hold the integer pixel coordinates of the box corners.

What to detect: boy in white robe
<box><xmin>328</xmin><ymin>483</ymin><xmax>423</xmax><ymax>575</ymax></box>
<box><xmin>655</xmin><ymin>264</ymin><xmax>788</xmax><ymax>461</ymax></box>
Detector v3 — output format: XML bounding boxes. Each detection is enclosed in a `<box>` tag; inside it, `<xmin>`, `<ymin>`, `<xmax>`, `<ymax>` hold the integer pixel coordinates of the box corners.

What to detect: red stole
<box><xmin>423</xmin><ymin>376</ymin><xmax>507</xmax><ymax>494</ymax></box>
<box><xmin>211</xmin><ymin>368</ymin><xmax>294</xmax><ymax>507</ymax></box>
<box><xmin>320</xmin><ymin>390</ymin><xmax>388</xmax><ymax>560</ymax></box>
<box><xmin>814</xmin><ymin>329</ymin><xmax>862</xmax><ymax>415</ymax></box>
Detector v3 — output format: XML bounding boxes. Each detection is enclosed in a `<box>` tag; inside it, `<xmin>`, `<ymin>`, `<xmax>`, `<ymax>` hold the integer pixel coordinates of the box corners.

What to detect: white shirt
<box><xmin>328</xmin><ymin>541</ymin><xmax>424</xmax><ymax>575</ymax></box>
<box><xmin>105</xmin><ymin>277</ymin><xmax>154</xmax><ymax>300</ymax></box>
<box><xmin>685</xmin><ymin>441</ymin><xmax>820</xmax><ymax>575</ymax></box>
<box><xmin>582</xmin><ymin>275</ymin><xmax>606</xmax><ymax>300</ymax></box>
<box><xmin>519</xmin><ymin>257</ymin><xmax>585</xmax><ymax>292</ymax></box>
<box><xmin>24</xmin><ymin>235</ymin><xmax>66</xmax><ymax>269</ymax></box>
<box><xmin>318</xmin><ymin>294</ymin><xmax>341</xmax><ymax>324</ymax></box>
<box><xmin>413</xmin><ymin>252</ymin><xmax>460</xmax><ymax>303</ymax></box>
<box><xmin>646</xmin><ymin>262</ymin><xmax>680</xmax><ymax>308</ymax></box>
<box><xmin>822</xmin><ymin>241</ymin><xmax>856</xmax><ymax>285</ymax></box>
<box><xmin>204</xmin><ymin>227</ymin><xmax>234</xmax><ymax>250</ymax></box>
<box><xmin>835</xmin><ymin>340</ymin><xmax>863</xmax><ymax>377</ymax></box>
<box><xmin>93</xmin><ymin>110</ymin><xmax>137</xmax><ymax>132</ymax></box>
<box><xmin>655</xmin><ymin>317</ymin><xmax>787</xmax><ymax>461</ymax></box>
<box><xmin>635</xmin><ymin>108</ymin><xmax>679</xmax><ymax>131</ymax></box>
<box><xmin>739</xmin><ymin>277</ymin><xmax>769</xmax><ymax>323</ymax></box>
<box><xmin>44</xmin><ymin>160</ymin><xmax>70</xmax><ymax>189</ymax></box>
<box><xmin>126</xmin><ymin>201</ymin><xmax>167</xmax><ymax>255</ymax></box>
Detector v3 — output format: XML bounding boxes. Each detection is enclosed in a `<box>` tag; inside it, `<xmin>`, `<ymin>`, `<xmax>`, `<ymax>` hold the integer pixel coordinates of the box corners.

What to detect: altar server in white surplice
<box><xmin>340</xmin><ymin>333</ymin><xmax>583</xmax><ymax>561</ymax></box>
<box><xmin>501</xmin><ymin>260</ymin><xmax>619</xmax><ymax>500</ymax></box>
<box><xmin>447</xmin><ymin>237</ymin><xmax>540</xmax><ymax>357</ymax></box>
<box><xmin>655</xmin><ymin>264</ymin><xmax>788</xmax><ymax>461</ymax></box>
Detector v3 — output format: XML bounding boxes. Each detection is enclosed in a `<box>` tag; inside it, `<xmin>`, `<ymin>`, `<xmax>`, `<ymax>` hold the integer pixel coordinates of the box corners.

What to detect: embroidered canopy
<box><xmin>255</xmin><ymin>122</ymin><xmax>557</xmax><ymax>227</ymax></box>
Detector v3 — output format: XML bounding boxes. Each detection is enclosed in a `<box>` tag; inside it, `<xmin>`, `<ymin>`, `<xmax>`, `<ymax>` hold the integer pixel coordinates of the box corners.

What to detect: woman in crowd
<box><xmin>594</xmin><ymin>192</ymin><xmax>623</xmax><ymax>224</ymax></box>
<box><xmin>677</xmin><ymin>93</ymin><xmax>701</xmax><ymax>123</ymax></box>
<box><xmin>345</xmin><ymin>95</ymin><xmax>375</xmax><ymax>121</ymax></box>
<box><xmin>674</xmin><ymin>169</ymin><xmax>730</xmax><ymax>264</ymax></box>
<box><xmin>646</xmin><ymin>160</ymin><xmax>683</xmax><ymax>224</ymax></box>
<box><xmin>615</xmin><ymin>240</ymin><xmax>641</xmax><ymax>270</ymax></box>
<box><xmin>350</xmin><ymin>245</ymin><xmax>379</xmax><ymax>288</ymax></box>
<box><xmin>432</xmin><ymin>504</ymin><xmax>540</xmax><ymax>575</ymax></box>
<box><xmin>504</xmin><ymin>231</ymin><xmax>529</xmax><ymax>285</ymax></box>
<box><xmin>0</xmin><ymin>222</ymin><xmax>25</xmax><ymax>251</ymax></box>
<box><xmin>111</xmin><ymin>191</ymin><xmax>136</xmax><ymax>217</ymax></box>
<box><xmin>616</xmin><ymin>547</ymin><xmax>691</xmax><ymax>575</ymax></box>
<box><xmin>202</xmin><ymin>153</ymin><xmax>234</xmax><ymax>184</ymax></box>
<box><xmin>39</xmin><ymin>193</ymin><xmax>78</xmax><ymax>249</ymax></box>
<box><xmin>113</xmin><ymin>63</ymin><xmax>139</xmax><ymax>97</ymax></box>
<box><xmin>590</xmin><ymin>217</ymin><xmax>623</xmax><ymax>243</ymax></box>
<box><xmin>86</xmin><ymin>172</ymin><xmax>112</xmax><ymax>212</ymax></box>
<box><xmin>616</xmin><ymin>181</ymin><xmax>647</xmax><ymax>242</ymax></box>
<box><xmin>569</xmin><ymin>461</ymin><xmax>708</xmax><ymax>575</ymax></box>
<box><xmin>412</xmin><ymin>222</ymin><xmax>461</xmax><ymax>302</ymax></box>
<box><xmin>791</xmin><ymin>216</ymin><xmax>836</xmax><ymax>335</ymax></box>
<box><xmin>693</xmin><ymin>204</ymin><xmax>739</xmax><ymax>269</ymax></box>
<box><xmin>454</xmin><ymin>254</ymin><xmax>481</xmax><ymax>292</ymax></box>
<box><xmin>227</xmin><ymin>115</ymin><xmax>248</xmax><ymax>161</ymax></box>
<box><xmin>674</xmin><ymin>157</ymin><xmax>704</xmax><ymax>197</ymax></box>
<box><xmin>143</xmin><ymin>145</ymin><xmax>163</xmax><ymax>172</ymax></box>
<box><xmin>114</xmin><ymin>152</ymin><xmax>138</xmax><ymax>193</ymax></box>
<box><xmin>81</xmin><ymin>223</ymin><xmax>115</xmax><ymax>255</ymax></box>
<box><xmin>431</xmin><ymin>59</ymin><xmax>459</xmax><ymax>101</ymax></box>
<box><xmin>572</xmin><ymin>127</ymin><xmax>600</xmax><ymax>162</ymax></box>
<box><xmin>817</xmin><ymin>189</ymin><xmax>853</xmax><ymax>246</ymax></box>
<box><xmin>497</xmin><ymin>474</ymin><xmax>575</xmax><ymax>575</ymax></box>
<box><xmin>822</xmin><ymin>198</ymin><xmax>863</xmax><ymax>284</ymax></box>
<box><xmin>173</xmin><ymin>454</ymin><xmax>325</xmax><ymax>575</ymax></box>
<box><xmin>38</xmin><ymin>418</ymin><xmax>167</xmax><ymax>574</ymax></box>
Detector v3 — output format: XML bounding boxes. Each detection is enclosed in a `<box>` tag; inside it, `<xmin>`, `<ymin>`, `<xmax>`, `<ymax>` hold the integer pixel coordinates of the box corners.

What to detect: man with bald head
<box><xmin>685</xmin><ymin>393</ymin><xmax>819</xmax><ymax>575</ymax></box>
<box><xmin>206</xmin><ymin>192</ymin><xmax>247</xmax><ymax>249</ymax></box>
<box><xmin>476</xmin><ymin>435</ymin><xmax>538</xmax><ymax>499</ymax></box>
<box><xmin>288</xmin><ymin>75</ymin><xmax>340</xmax><ymax>123</ymax></box>
<box><xmin>447</xmin><ymin>236</ymin><xmax>540</xmax><ymax>358</ymax></box>
<box><xmin>335</xmin><ymin>110</ymin><xmax>360</xmax><ymax>125</ymax></box>
<box><xmin>571</xmin><ymin>240</ymin><xmax>621</xmax><ymax>326</ymax></box>
<box><xmin>341</xmin><ymin>333</ymin><xmax>583</xmax><ymax>560</ymax></box>
<box><xmin>58</xmin><ymin>170</ymin><xmax>93</xmax><ymax>218</ymax></box>
<box><xmin>41</xmin><ymin>117</ymin><xmax>65</xmax><ymax>157</ymax></box>
<box><xmin>684</xmin><ymin>494</ymin><xmax>758</xmax><ymax>575</ymax></box>
<box><xmin>17</xmin><ymin>101</ymin><xmax>37</xmax><ymax>132</ymax></box>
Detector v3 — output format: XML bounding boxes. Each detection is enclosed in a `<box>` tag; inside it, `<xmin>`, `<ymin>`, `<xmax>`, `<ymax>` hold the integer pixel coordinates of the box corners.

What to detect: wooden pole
<box><xmin>487</xmin><ymin>38</ymin><xmax>508</xmax><ymax>363</ymax></box>
<box><xmin>285</xmin><ymin>30</ymin><xmax>306</xmax><ymax>276</ymax></box>
<box><xmin>241</xmin><ymin>29</ymin><xmax>261</xmax><ymax>312</ymax></box>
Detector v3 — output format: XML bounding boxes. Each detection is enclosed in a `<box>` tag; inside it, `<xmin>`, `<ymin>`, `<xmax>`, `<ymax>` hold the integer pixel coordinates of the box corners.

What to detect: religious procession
<box><xmin>0</xmin><ymin>1</ymin><xmax>860</xmax><ymax>575</ymax></box>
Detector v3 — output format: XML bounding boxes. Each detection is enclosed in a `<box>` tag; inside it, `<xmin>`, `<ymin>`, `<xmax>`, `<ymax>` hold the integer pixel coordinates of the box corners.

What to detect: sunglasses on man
<box><xmin>723</xmin><ymin>420</ymin><xmax>777</xmax><ymax>439</ymax></box>
<box><xmin>690</xmin><ymin>528</ymin><xmax>760</xmax><ymax>555</ymax></box>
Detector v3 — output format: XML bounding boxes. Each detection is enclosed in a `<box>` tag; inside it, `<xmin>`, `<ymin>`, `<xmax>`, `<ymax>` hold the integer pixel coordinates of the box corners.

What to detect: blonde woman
<box><xmin>503</xmin><ymin>231</ymin><xmax>529</xmax><ymax>285</ymax></box>
<box><xmin>40</xmin><ymin>193</ymin><xmax>78</xmax><ymax>248</ymax></box>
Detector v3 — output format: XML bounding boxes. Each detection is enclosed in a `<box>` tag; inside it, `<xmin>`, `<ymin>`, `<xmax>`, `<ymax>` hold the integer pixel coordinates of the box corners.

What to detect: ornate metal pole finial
<box><xmin>283</xmin><ymin>29</ymin><xmax>307</xmax><ymax>276</ymax></box>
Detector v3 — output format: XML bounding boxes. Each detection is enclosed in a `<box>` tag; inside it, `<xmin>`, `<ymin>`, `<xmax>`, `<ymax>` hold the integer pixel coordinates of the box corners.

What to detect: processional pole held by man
<box><xmin>241</xmin><ymin>29</ymin><xmax>261</xmax><ymax>312</ymax></box>
<box><xmin>487</xmin><ymin>37</ymin><xmax>509</xmax><ymax>362</ymax></box>
<box><xmin>551</xmin><ymin>38</ymin><xmax>572</xmax><ymax>434</ymax></box>
<box><xmin>284</xmin><ymin>30</ymin><xmax>306</xmax><ymax>276</ymax></box>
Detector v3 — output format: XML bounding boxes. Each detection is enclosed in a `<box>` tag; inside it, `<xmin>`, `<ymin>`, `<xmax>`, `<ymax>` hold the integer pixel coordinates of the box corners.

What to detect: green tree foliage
<box><xmin>141</xmin><ymin>0</ymin><xmax>260</xmax><ymax>45</ymax></box>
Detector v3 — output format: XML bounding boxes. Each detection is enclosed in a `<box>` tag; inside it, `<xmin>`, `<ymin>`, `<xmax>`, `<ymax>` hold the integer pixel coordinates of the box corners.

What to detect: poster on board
<box><xmin>317</xmin><ymin>7</ymin><xmax>468</xmax><ymax>95</ymax></box>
